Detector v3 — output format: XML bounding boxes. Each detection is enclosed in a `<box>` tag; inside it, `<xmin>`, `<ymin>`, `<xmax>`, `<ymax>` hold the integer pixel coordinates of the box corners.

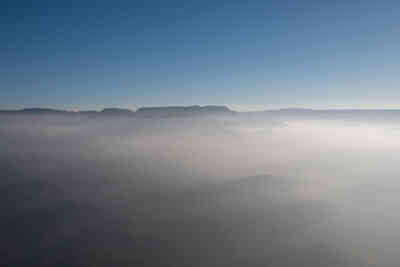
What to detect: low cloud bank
<box><xmin>1</xmin><ymin>113</ymin><xmax>400</xmax><ymax>266</ymax></box>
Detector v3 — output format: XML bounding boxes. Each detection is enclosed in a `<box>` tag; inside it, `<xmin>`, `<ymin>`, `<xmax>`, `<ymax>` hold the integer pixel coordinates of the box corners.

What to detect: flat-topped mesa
<box><xmin>100</xmin><ymin>108</ymin><xmax>134</xmax><ymax>116</ymax></box>
<box><xmin>135</xmin><ymin>105</ymin><xmax>234</xmax><ymax>117</ymax></box>
<box><xmin>278</xmin><ymin>108</ymin><xmax>314</xmax><ymax>112</ymax></box>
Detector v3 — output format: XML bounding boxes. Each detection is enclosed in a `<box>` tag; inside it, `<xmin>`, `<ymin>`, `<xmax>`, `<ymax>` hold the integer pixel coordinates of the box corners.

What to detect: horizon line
<box><xmin>2</xmin><ymin>105</ymin><xmax>400</xmax><ymax>113</ymax></box>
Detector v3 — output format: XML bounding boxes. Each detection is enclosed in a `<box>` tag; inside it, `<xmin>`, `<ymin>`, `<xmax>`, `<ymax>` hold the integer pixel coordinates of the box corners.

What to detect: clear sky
<box><xmin>1</xmin><ymin>0</ymin><xmax>400</xmax><ymax>111</ymax></box>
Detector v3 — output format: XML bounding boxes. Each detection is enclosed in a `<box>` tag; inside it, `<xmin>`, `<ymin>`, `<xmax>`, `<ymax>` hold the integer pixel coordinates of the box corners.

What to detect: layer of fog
<box><xmin>1</xmin><ymin>114</ymin><xmax>400</xmax><ymax>266</ymax></box>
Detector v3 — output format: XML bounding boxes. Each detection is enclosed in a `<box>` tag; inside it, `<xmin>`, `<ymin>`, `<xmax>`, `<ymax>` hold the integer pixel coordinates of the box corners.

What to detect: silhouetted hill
<box><xmin>0</xmin><ymin>108</ymin><xmax>71</xmax><ymax>115</ymax></box>
<box><xmin>101</xmin><ymin>108</ymin><xmax>133</xmax><ymax>116</ymax></box>
<box><xmin>136</xmin><ymin>105</ymin><xmax>235</xmax><ymax>117</ymax></box>
<box><xmin>278</xmin><ymin>108</ymin><xmax>314</xmax><ymax>112</ymax></box>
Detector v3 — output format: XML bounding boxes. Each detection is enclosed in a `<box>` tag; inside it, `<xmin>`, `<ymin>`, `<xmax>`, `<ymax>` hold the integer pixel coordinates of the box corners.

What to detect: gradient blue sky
<box><xmin>1</xmin><ymin>0</ymin><xmax>400</xmax><ymax>111</ymax></box>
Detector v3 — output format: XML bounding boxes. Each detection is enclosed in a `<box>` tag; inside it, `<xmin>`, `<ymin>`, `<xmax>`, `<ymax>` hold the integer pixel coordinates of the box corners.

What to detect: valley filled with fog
<box><xmin>2</xmin><ymin>111</ymin><xmax>400</xmax><ymax>266</ymax></box>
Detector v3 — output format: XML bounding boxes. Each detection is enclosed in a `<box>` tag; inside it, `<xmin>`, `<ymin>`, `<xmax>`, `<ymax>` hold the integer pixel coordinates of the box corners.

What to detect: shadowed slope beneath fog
<box><xmin>1</xmin><ymin>162</ymin><xmax>357</xmax><ymax>266</ymax></box>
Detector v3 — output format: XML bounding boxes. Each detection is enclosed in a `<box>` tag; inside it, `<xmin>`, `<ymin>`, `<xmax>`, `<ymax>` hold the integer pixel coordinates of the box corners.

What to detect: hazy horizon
<box><xmin>5</xmin><ymin>105</ymin><xmax>400</xmax><ymax>112</ymax></box>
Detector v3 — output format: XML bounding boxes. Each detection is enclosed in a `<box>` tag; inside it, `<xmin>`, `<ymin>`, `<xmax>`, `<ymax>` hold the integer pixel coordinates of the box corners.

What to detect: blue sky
<box><xmin>1</xmin><ymin>0</ymin><xmax>400</xmax><ymax>110</ymax></box>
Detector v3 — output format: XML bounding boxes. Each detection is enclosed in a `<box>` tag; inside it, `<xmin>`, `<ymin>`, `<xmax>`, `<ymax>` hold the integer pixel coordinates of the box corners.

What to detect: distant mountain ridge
<box><xmin>137</xmin><ymin>105</ymin><xmax>231</xmax><ymax>113</ymax></box>
<box><xmin>0</xmin><ymin>105</ymin><xmax>235</xmax><ymax>117</ymax></box>
<box><xmin>136</xmin><ymin>105</ymin><xmax>234</xmax><ymax>117</ymax></box>
<box><xmin>2</xmin><ymin>106</ymin><xmax>400</xmax><ymax>120</ymax></box>
<box><xmin>101</xmin><ymin>108</ymin><xmax>134</xmax><ymax>115</ymax></box>
<box><xmin>20</xmin><ymin>108</ymin><xmax>74</xmax><ymax>114</ymax></box>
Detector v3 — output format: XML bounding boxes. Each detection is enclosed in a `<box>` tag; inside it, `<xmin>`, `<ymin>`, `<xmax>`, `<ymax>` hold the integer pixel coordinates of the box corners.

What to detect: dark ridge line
<box><xmin>1</xmin><ymin>106</ymin><xmax>400</xmax><ymax>115</ymax></box>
